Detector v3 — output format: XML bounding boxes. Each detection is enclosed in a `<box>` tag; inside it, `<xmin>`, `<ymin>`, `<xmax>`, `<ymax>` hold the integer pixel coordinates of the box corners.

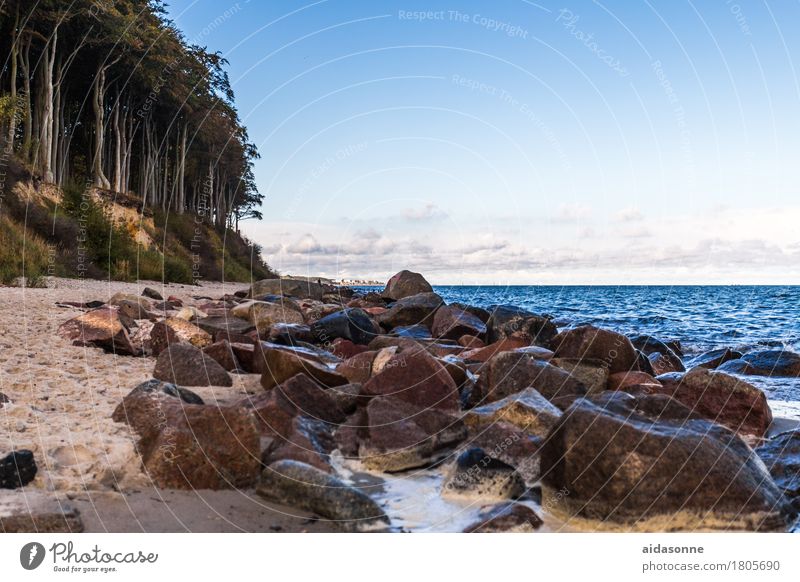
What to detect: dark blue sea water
<box><xmin>358</xmin><ymin>285</ymin><xmax>800</xmax><ymax>418</ymax></box>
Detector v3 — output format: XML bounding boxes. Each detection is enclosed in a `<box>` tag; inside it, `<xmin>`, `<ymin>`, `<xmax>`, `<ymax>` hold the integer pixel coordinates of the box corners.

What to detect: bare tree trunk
<box><xmin>20</xmin><ymin>36</ymin><xmax>32</xmax><ymax>160</ymax></box>
<box><xmin>39</xmin><ymin>30</ymin><xmax>57</xmax><ymax>183</ymax></box>
<box><xmin>113</xmin><ymin>96</ymin><xmax>122</xmax><ymax>192</ymax></box>
<box><xmin>92</xmin><ymin>64</ymin><xmax>110</xmax><ymax>189</ymax></box>
<box><xmin>6</xmin><ymin>6</ymin><xmax>20</xmax><ymax>147</ymax></box>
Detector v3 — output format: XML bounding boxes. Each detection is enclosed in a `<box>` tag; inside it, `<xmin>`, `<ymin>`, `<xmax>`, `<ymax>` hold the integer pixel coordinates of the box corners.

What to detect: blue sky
<box><xmin>166</xmin><ymin>0</ymin><xmax>800</xmax><ymax>284</ymax></box>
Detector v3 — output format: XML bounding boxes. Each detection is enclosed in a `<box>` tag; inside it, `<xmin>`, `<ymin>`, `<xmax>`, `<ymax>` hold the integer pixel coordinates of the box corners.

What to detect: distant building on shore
<box><xmin>282</xmin><ymin>275</ymin><xmax>383</xmax><ymax>287</ymax></box>
<box><xmin>336</xmin><ymin>278</ymin><xmax>383</xmax><ymax>287</ymax></box>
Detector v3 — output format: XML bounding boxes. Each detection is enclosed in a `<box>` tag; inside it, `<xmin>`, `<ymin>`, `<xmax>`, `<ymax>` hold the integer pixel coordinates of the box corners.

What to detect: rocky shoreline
<box><xmin>2</xmin><ymin>270</ymin><xmax>799</xmax><ymax>532</ymax></box>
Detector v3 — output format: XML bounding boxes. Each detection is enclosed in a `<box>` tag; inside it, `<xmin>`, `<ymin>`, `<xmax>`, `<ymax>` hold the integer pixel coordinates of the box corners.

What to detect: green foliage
<box><xmin>0</xmin><ymin>215</ymin><xmax>50</xmax><ymax>286</ymax></box>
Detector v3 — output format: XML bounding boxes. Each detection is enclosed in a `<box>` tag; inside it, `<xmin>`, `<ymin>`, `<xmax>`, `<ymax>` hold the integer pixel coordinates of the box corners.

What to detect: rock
<box><xmin>142</xmin><ymin>286</ymin><xmax>163</xmax><ymax>300</ymax></box>
<box><xmin>114</xmin><ymin>299</ymin><xmax>158</xmax><ymax>321</ymax></box>
<box><xmin>128</xmin><ymin>378</ymin><xmax>204</xmax><ymax>405</ymax></box>
<box><xmin>376</xmin><ymin>292</ymin><xmax>443</xmax><ymax>329</ymax></box>
<box><xmin>150</xmin><ymin>317</ymin><xmax>212</xmax><ymax>356</ymax></box>
<box><xmin>658</xmin><ymin>368</ymin><xmax>772</xmax><ymax>438</ymax></box>
<box><xmin>465</xmin><ymin>387</ymin><xmax>562</xmax><ymax>439</ymax></box>
<box><xmin>463</xmin><ymin>502</ymin><xmax>543</xmax><ymax>532</ymax></box>
<box><xmin>203</xmin><ymin>340</ymin><xmax>241</xmax><ymax>371</ymax></box>
<box><xmin>257</xmin><ymin>460</ymin><xmax>389</xmax><ymax>531</ymax></box>
<box><xmin>551</xmin><ymin>325</ymin><xmax>639</xmax><ymax>374</ymax></box>
<box><xmin>245</xmin><ymin>300</ymin><xmax>305</xmax><ymax>333</ymax></box>
<box><xmin>381</xmin><ymin>269</ymin><xmax>433</xmax><ymax>300</ymax></box>
<box><xmin>112</xmin><ymin>389</ymin><xmax>260</xmax><ymax>489</ymax></box>
<box><xmin>630</xmin><ymin>334</ymin><xmax>685</xmax><ymax>372</ymax></box>
<box><xmin>0</xmin><ymin>490</ymin><xmax>83</xmax><ymax>532</ymax></box>
<box><xmin>250</xmin><ymin>278</ymin><xmax>324</xmax><ymax>300</ymax></box>
<box><xmin>362</xmin><ymin>347</ymin><xmax>459</xmax><ymax>411</ymax></box>
<box><xmin>464</xmin><ymin>422</ymin><xmax>542</xmax><ymax>485</ymax></box>
<box><xmin>0</xmin><ymin>392</ymin><xmax>9</xmax><ymax>407</ymax></box>
<box><xmin>442</xmin><ymin>448</ymin><xmax>526</xmax><ymax>500</ymax></box>
<box><xmin>195</xmin><ymin>316</ymin><xmax>255</xmax><ymax>338</ymax></box>
<box><xmin>267</xmin><ymin>322</ymin><xmax>315</xmax><ymax>345</ymax></box>
<box><xmin>57</xmin><ymin>307</ymin><xmax>138</xmax><ymax>355</ymax></box>
<box><xmin>756</xmin><ymin>431</ymin><xmax>800</xmax><ymax>499</ymax></box>
<box><xmin>540</xmin><ymin>392</ymin><xmax>792</xmax><ymax>529</ymax></box>
<box><xmin>360</xmin><ymin>396</ymin><xmax>466</xmax><ymax>471</ymax></box>
<box><xmin>607</xmin><ymin>371</ymin><xmax>663</xmax><ymax>393</ymax></box>
<box><xmin>310</xmin><ymin>308</ymin><xmax>380</xmax><ymax>346</ymax></box>
<box><xmin>551</xmin><ymin>358</ymin><xmax>609</xmax><ymax>394</ymax></box>
<box><xmin>336</xmin><ymin>350</ymin><xmax>378</xmax><ymax>384</ymax></box>
<box><xmin>461</xmin><ymin>337</ymin><xmax>530</xmax><ymax>363</ymax></box>
<box><xmin>107</xmin><ymin>292</ymin><xmax>151</xmax><ymax>311</ymax></box>
<box><xmin>262</xmin><ymin>414</ymin><xmax>336</xmax><ymax>472</ymax></box>
<box><xmin>259</xmin><ymin>347</ymin><xmax>348</xmax><ymax>390</ymax></box>
<box><xmin>458</xmin><ymin>335</ymin><xmax>485</xmax><ymax>349</ymax></box>
<box><xmin>486</xmin><ymin>305</ymin><xmax>557</xmax><ymax>346</ymax></box>
<box><xmin>0</xmin><ymin>450</ymin><xmax>37</xmax><ymax>489</ymax></box>
<box><xmin>689</xmin><ymin>348</ymin><xmax>743</xmax><ymax>370</ymax></box>
<box><xmin>648</xmin><ymin>351</ymin><xmax>684</xmax><ymax>375</ymax></box>
<box><xmin>464</xmin><ymin>502</ymin><xmax>544</xmax><ymax>533</ymax></box>
<box><xmin>273</xmin><ymin>374</ymin><xmax>348</xmax><ymax>424</ymax></box>
<box><xmin>728</xmin><ymin>350</ymin><xmax>800</xmax><ymax>377</ymax></box>
<box><xmin>391</xmin><ymin>324</ymin><xmax>432</xmax><ymax>339</ymax></box>
<box><xmin>449</xmin><ymin>302</ymin><xmax>491</xmax><ymax>323</ymax></box>
<box><xmin>330</xmin><ymin>338</ymin><xmax>369</xmax><ymax>360</ymax></box>
<box><xmin>153</xmin><ymin>343</ymin><xmax>233</xmax><ymax>387</ymax></box>
<box><xmin>431</xmin><ymin>305</ymin><xmax>487</xmax><ymax>340</ymax></box>
<box><xmin>473</xmin><ymin>351</ymin><xmax>586</xmax><ymax>406</ymax></box>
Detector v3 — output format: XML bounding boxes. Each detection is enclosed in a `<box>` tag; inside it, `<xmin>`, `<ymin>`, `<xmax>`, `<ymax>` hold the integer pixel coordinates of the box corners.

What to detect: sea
<box><xmin>356</xmin><ymin>285</ymin><xmax>800</xmax><ymax>420</ymax></box>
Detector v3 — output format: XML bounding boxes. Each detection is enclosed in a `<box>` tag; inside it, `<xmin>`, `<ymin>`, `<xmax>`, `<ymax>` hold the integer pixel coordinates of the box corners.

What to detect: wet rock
<box><xmin>360</xmin><ymin>396</ymin><xmax>466</xmax><ymax>471</ymax></box>
<box><xmin>465</xmin><ymin>387</ymin><xmax>562</xmax><ymax>439</ymax></box>
<box><xmin>376</xmin><ymin>292</ymin><xmax>444</xmax><ymax>329</ymax></box>
<box><xmin>310</xmin><ymin>308</ymin><xmax>380</xmax><ymax>346</ymax></box>
<box><xmin>630</xmin><ymin>334</ymin><xmax>685</xmax><ymax>372</ymax></box>
<box><xmin>259</xmin><ymin>346</ymin><xmax>348</xmax><ymax>390</ymax></box>
<box><xmin>689</xmin><ymin>348</ymin><xmax>743</xmax><ymax>370</ymax></box>
<box><xmin>658</xmin><ymin>368</ymin><xmax>772</xmax><ymax>438</ymax></box>
<box><xmin>486</xmin><ymin>305</ymin><xmax>557</xmax><ymax>346</ymax></box>
<box><xmin>431</xmin><ymin>305</ymin><xmax>487</xmax><ymax>341</ymax></box>
<box><xmin>461</xmin><ymin>337</ymin><xmax>530</xmax><ymax>363</ymax></box>
<box><xmin>257</xmin><ymin>460</ymin><xmax>389</xmax><ymax>531</ymax></box>
<box><xmin>196</xmin><ymin>316</ymin><xmax>255</xmax><ymax>338</ymax></box>
<box><xmin>540</xmin><ymin>392</ymin><xmax>792</xmax><ymax>529</ymax></box>
<box><xmin>250</xmin><ymin>278</ymin><xmax>325</xmax><ymax>300</ymax></box>
<box><xmin>203</xmin><ymin>340</ymin><xmax>241</xmax><ymax>371</ymax></box>
<box><xmin>150</xmin><ymin>317</ymin><xmax>212</xmax><ymax>356</ymax></box>
<box><xmin>449</xmin><ymin>302</ymin><xmax>491</xmax><ymax>323</ymax></box>
<box><xmin>551</xmin><ymin>358</ymin><xmax>609</xmax><ymax>394</ymax></box>
<box><xmin>551</xmin><ymin>325</ymin><xmax>639</xmax><ymax>374</ymax></box>
<box><xmin>381</xmin><ymin>269</ymin><xmax>433</xmax><ymax>300</ymax></box>
<box><xmin>442</xmin><ymin>448</ymin><xmax>526</xmax><ymax>500</ymax></box>
<box><xmin>607</xmin><ymin>371</ymin><xmax>663</xmax><ymax>394</ymax></box>
<box><xmin>362</xmin><ymin>347</ymin><xmax>459</xmax><ymax>411</ymax></box>
<box><xmin>112</xmin><ymin>389</ymin><xmax>260</xmax><ymax>489</ymax></box>
<box><xmin>267</xmin><ymin>323</ymin><xmax>315</xmax><ymax>345</ymax></box>
<box><xmin>458</xmin><ymin>334</ymin><xmax>486</xmax><ymax>349</ymax></box>
<box><xmin>463</xmin><ymin>502</ymin><xmax>543</xmax><ymax>532</ymax></box>
<box><xmin>244</xmin><ymin>300</ymin><xmax>305</xmax><ymax>334</ymax></box>
<box><xmin>142</xmin><ymin>287</ymin><xmax>163</xmax><ymax>300</ymax></box>
<box><xmin>330</xmin><ymin>338</ymin><xmax>369</xmax><ymax>360</ymax></box>
<box><xmin>128</xmin><ymin>378</ymin><xmax>204</xmax><ymax>405</ymax></box>
<box><xmin>0</xmin><ymin>450</ymin><xmax>37</xmax><ymax>489</ymax></box>
<box><xmin>464</xmin><ymin>422</ymin><xmax>542</xmax><ymax>484</ymax></box>
<box><xmin>648</xmin><ymin>351</ymin><xmax>684</xmax><ymax>375</ymax></box>
<box><xmin>391</xmin><ymin>324</ymin><xmax>432</xmax><ymax>339</ymax></box>
<box><xmin>0</xmin><ymin>490</ymin><xmax>83</xmax><ymax>532</ymax></box>
<box><xmin>261</xmin><ymin>414</ymin><xmax>336</xmax><ymax>472</ymax></box>
<box><xmin>153</xmin><ymin>343</ymin><xmax>233</xmax><ymax>387</ymax></box>
<box><xmin>756</xmin><ymin>431</ymin><xmax>800</xmax><ymax>499</ymax></box>
<box><xmin>473</xmin><ymin>351</ymin><xmax>586</xmax><ymax>406</ymax></box>
<box><xmin>722</xmin><ymin>350</ymin><xmax>800</xmax><ymax>378</ymax></box>
<box><xmin>57</xmin><ymin>307</ymin><xmax>138</xmax><ymax>355</ymax></box>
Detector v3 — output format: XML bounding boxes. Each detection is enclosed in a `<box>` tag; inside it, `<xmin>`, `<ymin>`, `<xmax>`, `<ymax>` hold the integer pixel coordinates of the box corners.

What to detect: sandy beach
<box><xmin>0</xmin><ymin>277</ymin><xmax>335</xmax><ymax>532</ymax></box>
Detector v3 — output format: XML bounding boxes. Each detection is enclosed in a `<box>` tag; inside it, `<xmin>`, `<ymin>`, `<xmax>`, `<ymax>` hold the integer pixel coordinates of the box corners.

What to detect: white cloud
<box><xmin>552</xmin><ymin>203</ymin><xmax>592</xmax><ymax>223</ymax></box>
<box><xmin>402</xmin><ymin>203</ymin><xmax>446</xmax><ymax>222</ymax></box>
<box><xmin>615</xmin><ymin>207</ymin><xmax>644</xmax><ymax>222</ymax></box>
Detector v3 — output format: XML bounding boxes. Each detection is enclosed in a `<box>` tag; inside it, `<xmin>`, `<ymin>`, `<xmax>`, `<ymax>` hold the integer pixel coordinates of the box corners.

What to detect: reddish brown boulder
<box><xmin>331</xmin><ymin>337</ymin><xmax>369</xmax><ymax>360</ymax></box>
<box><xmin>375</xmin><ymin>292</ymin><xmax>443</xmax><ymax>329</ymax></box>
<box><xmin>150</xmin><ymin>317</ymin><xmax>212</xmax><ymax>356</ymax></box>
<box><xmin>551</xmin><ymin>325</ymin><xmax>638</xmax><ymax>374</ymax></box>
<box><xmin>607</xmin><ymin>371</ymin><xmax>663</xmax><ymax>393</ymax></box>
<box><xmin>362</xmin><ymin>348</ymin><xmax>459</xmax><ymax>411</ymax></box>
<box><xmin>381</xmin><ymin>270</ymin><xmax>433</xmax><ymax>300</ymax></box>
<box><xmin>202</xmin><ymin>340</ymin><xmax>241</xmax><ymax>371</ymax></box>
<box><xmin>259</xmin><ymin>347</ymin><xmax>348</xmax><ymax>390</ymax></box>
<box><xmin>464</xmin><ymin>502</ymin><xmax>543</xmax><ymax>532</ymax></box>
<box><xmin>461</xmin><ymin>337</ymin><xmax>529</xmax><ymax>363</ymax></box>
<box><xmin>658</xmin><ymin>368</ymin><xmax>773</xmax><ymax>438</ymax></box>
<box><xmin>111</xmin><ymin>389</ymin><xmax>260</xmax><ymax>489</ymax></box>
<box><xmin>431</xmin><ymin>305</ymin><xmax>487</xmax><ymax>340</ymax></box>
<box><xmin>458</xmin><ymin>335</ymin><xmax>486</xmax><ymax>349</ymax></box>
<box><xmin>57</xmin><ymin>307</ymin><xmax>138</xmax><ymax>355</ymax></box>
<box><xmin>153</xmin><ymin>343</ymin><xmax>233</xmax><ymax>387</ymax></box>
<box><xmin>336</xmin><ymin>350</ymin><xmax>378</xmax><ymax>384</ymax></box>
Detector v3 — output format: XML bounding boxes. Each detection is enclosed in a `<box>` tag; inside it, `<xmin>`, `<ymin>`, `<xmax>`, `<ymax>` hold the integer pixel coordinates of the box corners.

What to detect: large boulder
<box><xmin>376</xmin><ymin>292</ymin><xmax>444</xmax><ymax>329</ymax></box>
<box><xmin>381</xmin><ymin>270</ymin><xmax>433</xmax><ymax>300</ymax></box>
<box><xmin>465</xmin><ymin>387</ymin><xmax>562</xmax><ymax>439</ymax></box>
<box><xmin>688</xmin><ymin>348</ymin><xmax>743</xmax><ymax>370</ymax></box>
<box><xmin>464</xmin><ymin>422</ymin><xmax>542</xmax><ymax>485</ymax></box>
<box><xmin>196</xmin><ymin>315</ymin><xmax>255</xmax><ymax>338</ymax></box>
<box><xmin>360</xmin><ymin>396</ymin><xmax>466</xmax><ymax>471</ymax></box>
<box><xmin>259</xmin><ymin>346</ymin><xmax>348</xmax><ymax>390</ymax></box>
<box><xmin>486</xmin><ymin>305</ymin><xmax>557</xmax><ymax>346</ymax></box>
<box><xmin>630</xmin><ymin>334</ymin><xmax>685</xmax><ymax>373</ymax></box>
<box><xmin>310</xmin><ymin>308</ymin><xmax>380</xmax><ymax>346</ymax></box>
<box><xmin>243</xmin><ymin>300</ymin><xmax>305</xmax><ymax>334</ymax></box>
<box><xmin>362</xmin><ymin>347</ymin><xmax>459</xmax><ymax>411</ymax></box>
<box><xmin>150</xmin><ymin>317</ymin><xmax>212</xmax><ymax>356</ymax></box>
<box><xmin>719</xmin><ymin>350</ymin><xmax>800</xmax><ymax>378</ymax></box>
<box><xmin>540</xmin><ymin>392</ymin><xmax>793</xmax><ymax>529</ymax></box>
<box><xmin>658</xmin><ymin>368</ymin><xmax>772</xmax><ymax>438</ymax></box>
<box><xmin>756</xmin><ymin>431</ymin><xmax>800</xmax><ymax>499</ymax></box>
<box><xmin>472</xmin><ymin>350</ymin><xmax>586</xmax><ymax>406</ymax></box>
<box><xmin>463</xmin><ymin>502</ymin><xmax>543</xmax><ymax>532</ymax></box>
<box><xmin>153</xmin><ymin>343</ymin><xmax>233</xmax><ymax>387</ymax></box>
<box><xmin>442</xmin><ymin>447</ymin><xmax>526</xmax><ymax>500</ymax></box>
<box><xmin>257</xmin><ymin>460</ymin><xmax>389</xmax><ymax>531</ymax></box>
<box><xmin>57</xmin><ymin>307</ymin><xmax>137</xmax><ymax>355</ymax></box>
<box><xmin>431</xmin><ymin>305</ymin><xmax>487</xmax><ymax>341</ymax></box>
<box><xmin>551</xmin><ymin>357</ymin><xmax>609</xmax><ymax>394</ymax></box>
<box><xmin>551</xmin><ymin>325</ymin><xmax>639</xmax><ymax>374</ymax></box>
<box><xmin>111</xmin><ymin>388</ymin><xmax>260</xmax><ymax>489</ymax></box>
<box><xmin>250</xmin><ymin>278</ymin><xmax>324</xmax><ymax>300</ymax></box>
